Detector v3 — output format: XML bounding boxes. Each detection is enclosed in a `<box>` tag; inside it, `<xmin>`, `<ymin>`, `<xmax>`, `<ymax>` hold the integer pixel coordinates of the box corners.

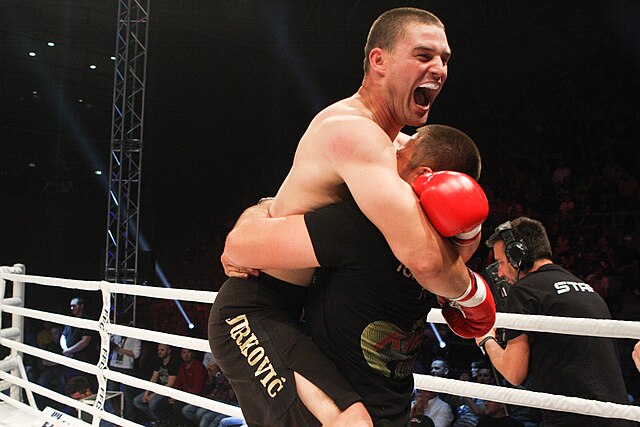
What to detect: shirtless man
<box><xmin>220</xmin><ymin>125</ymin><xmax>486</xmax><ymax>426</ymax></box>
<box><xmin>210</xmin><ymin>7</ymin><xmax>494</xmax><ymax>426</ymax></box>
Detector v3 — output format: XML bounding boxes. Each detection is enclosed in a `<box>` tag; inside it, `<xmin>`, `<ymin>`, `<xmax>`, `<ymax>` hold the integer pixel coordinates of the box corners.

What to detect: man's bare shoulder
<box><xmin>306</xmin><ymin>98</ymin><xmax>391</xmax><ymax>153</ymax></box>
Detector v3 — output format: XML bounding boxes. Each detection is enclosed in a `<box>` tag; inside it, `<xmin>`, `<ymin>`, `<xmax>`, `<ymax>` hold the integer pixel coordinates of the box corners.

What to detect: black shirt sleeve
<box><xmin>304</xmin><ymin>201</ymin><xmax>360</xmax><ymax>267</ymax></box>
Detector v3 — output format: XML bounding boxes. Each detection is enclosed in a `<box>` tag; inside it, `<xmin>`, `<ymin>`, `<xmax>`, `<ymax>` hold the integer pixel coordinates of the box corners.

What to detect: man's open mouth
<box><xmin>414</xmin><ymin>82</ymin><xmax>440</xmax><ymax>108</ymax></box>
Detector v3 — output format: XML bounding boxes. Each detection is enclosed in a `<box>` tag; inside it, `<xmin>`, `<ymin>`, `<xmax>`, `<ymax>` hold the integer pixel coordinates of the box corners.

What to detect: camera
<box><xmin>481</xmin><ymin>261</ymin><xmax>510</xmax><ymax>313</ymax></box>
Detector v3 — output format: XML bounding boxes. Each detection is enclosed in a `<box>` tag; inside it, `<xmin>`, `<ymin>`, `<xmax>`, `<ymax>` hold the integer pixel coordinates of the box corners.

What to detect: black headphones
<box><xmin>494</xmin><ymin>221</ymin><xmax>532</xmax><ymax>270</ymax></box>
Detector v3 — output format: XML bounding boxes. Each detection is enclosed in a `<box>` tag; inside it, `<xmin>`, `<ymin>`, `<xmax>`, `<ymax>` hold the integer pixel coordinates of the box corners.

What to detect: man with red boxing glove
<box><xmin>211</xmin><ymin>125</ymin><xmax>495</xmax><ymax>426</ymax></box>
<box><xmin>213</xmin><ymin>7</ymin><xmax>492</xmax><ymax>426</ymax></box>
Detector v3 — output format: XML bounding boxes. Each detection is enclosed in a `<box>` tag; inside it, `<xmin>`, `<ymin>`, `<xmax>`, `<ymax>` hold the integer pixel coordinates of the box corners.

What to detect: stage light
<box><xmin>47</xmin><ymin>42</ymin><xmax>55</xmax><ymax>47</ymax></box>
<box><xmin>89</xmin><ymin>64</ymin><xmax>97</xmax><ymax>70</ymax></box>
<box><xmin>429</xmin><ymin>323</ymin><xmax>447</xmax><ymax>348</ymax></box>
<box><xmin>28</xmin><ymin>52</ymin><xmax>36</xmax><ymax>57</ymax></box>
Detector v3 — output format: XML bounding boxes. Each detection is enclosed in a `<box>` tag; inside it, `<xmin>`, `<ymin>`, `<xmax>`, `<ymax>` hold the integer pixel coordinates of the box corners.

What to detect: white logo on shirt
<box><xmin>554</xmin><ymin>281</ymin><xmax>594</xmax><ymax>294</ymax></box>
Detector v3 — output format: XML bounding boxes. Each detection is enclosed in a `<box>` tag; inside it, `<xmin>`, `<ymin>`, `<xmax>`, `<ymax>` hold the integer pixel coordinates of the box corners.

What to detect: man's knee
<box><xmin>337</xmin><ymin>402</ymin><xmax>373</xmax><ymax>426</ymax></box>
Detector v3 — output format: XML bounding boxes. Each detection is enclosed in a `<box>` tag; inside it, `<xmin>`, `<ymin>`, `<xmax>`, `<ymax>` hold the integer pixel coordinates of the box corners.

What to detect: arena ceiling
<box><xmin>1</xmin><ymin>0</ymin><xmax>639</xmax><ymax>280</ymax></box>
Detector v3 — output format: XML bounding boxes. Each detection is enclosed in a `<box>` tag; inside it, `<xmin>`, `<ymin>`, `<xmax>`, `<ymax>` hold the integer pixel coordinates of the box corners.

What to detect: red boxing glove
<box><xmin>411</xmin><ymin>171</ymin><xmax>488</xmax><ymax>246</ymax></box>
<box><xmin>437</xmin><ymin>270</ymin><xmax>496</xmax><ymax>339</ymax></box>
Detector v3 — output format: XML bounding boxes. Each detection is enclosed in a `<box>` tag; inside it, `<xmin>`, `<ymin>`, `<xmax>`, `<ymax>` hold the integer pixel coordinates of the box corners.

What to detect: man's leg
<box><xmin>199</xmin><ymin>411</ymin><xmax>225</xmax><ymax>427</ymax></box>
<box><xmin>294</xmin><ymin>372</ymin><xmax>372</xmax><ymax>427</ymax></box>
<box><xmin>181</xmin><ymin>404</ymin><xmax>199</xmax><ymax>424</ymax></box>
<box><xmin>132</xmin><ymin>393</ymin><xmax>153</xmax><ymax>419</ymax></box>
<box><xmin>148</xmin><ymin>395</ymin><xmax>170</xmax><ymax>420</ymax></box>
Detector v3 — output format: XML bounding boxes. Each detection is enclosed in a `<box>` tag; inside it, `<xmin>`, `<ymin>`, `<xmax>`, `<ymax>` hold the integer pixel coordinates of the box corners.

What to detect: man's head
<box><xmin>69</xmin><ymin>297</ymin><xmax>84</xmax><ymax>317</ymax></box>
<box><xmin>363</xmin><ymin>8</ymin><xmax>450</xmax><ymax>126</ymax></box>
<box><xmin>470</xmin><ymin>358</ymin><xmax>488</xmax><ymax>379</ymax></box>
<box><xmin>50</xmin><ymin>324</ymin><xmax>63</xmax><ymax>340</ymax></box>
<box><xmin>157</xmin><ymin>344</ymin><xmax>171</xmax><ymax>360</ymax></box>
<box><xmin>397</xmin><ymin>124</ymin><xmax>481</xmax><ymax>184</ymax></box>
<box><xmin>180</xmin><ymin>348</ymin><xmax>194</xmax><ymax>363</ymax></box>
<box><xmin>484</xmin><ymin>400</ymin><xmax>507</xmax><ymax>418</ymax></box>
<box><xmin>65</xmin><ymin>376</ymin><xmax>93</xmax><ymax>400</ymax></box>
<box><xmin>429</xmin><ymin>357</ymin><xmax>449</xmax><ymax>377</ymax></box>
<box><xmin>477</xmin><ymin>367</ymin><xmax>494</xmax><ymax>385</ymax></box>
<box><xmin>486</xmin><ymin>217</ymin><xmax>553</xmax><ymax>284</ymax></box>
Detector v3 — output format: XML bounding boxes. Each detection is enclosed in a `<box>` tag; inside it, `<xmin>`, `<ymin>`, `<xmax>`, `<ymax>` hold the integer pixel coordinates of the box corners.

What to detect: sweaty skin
<box><xmin>227</xmin><ymin>22</ymin><xmax>470</xmax><ymax>298</ymax></box>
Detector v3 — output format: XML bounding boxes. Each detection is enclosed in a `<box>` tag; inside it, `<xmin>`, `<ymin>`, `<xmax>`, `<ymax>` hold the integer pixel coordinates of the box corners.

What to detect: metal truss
<box><xmin>104</xmin><ymin>0</ymin><xmax>150</xmax><ymax>324</ymax></box>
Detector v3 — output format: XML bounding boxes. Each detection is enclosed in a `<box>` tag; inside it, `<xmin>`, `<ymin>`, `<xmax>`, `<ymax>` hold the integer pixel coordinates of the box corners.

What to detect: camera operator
<box><xmin>476</xmin><ymin>217</ymin><xmax>633</xmax><ymax>427</ymax></box>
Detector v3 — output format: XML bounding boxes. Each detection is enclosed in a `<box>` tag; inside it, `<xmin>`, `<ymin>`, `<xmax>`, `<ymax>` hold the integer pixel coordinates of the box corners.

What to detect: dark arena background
<box><xmin>1</xmin><ymin>0</ymin><xmax>640</xmax><ymax>382</ymax></box>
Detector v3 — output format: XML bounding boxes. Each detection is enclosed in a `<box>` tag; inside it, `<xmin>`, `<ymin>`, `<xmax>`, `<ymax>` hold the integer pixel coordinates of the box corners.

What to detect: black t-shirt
<box><xmin>504</xmin><ymin>264</ymin><xmax>632</xmax><ymax>426</ymax></box>
<box><xmin>63</xmin><ymin>318</ymin><xmax>99</xmax><ymax>364</ymax></box>
<box><xmin>154</xmin><ymin>355</ymin><xmax>180</xmax><ymax>386</ymax></box>
<box><xmin>304</xmin><ymin>199</ymin><xmax>435</xmax><ymax>425</ymax></box>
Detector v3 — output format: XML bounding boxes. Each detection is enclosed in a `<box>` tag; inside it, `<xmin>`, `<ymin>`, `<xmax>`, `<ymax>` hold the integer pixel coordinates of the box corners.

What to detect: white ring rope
<box><xmin>1</xmin><ymin>267</ymin><xmax>639</xmax><ymax>423</ymax></box>
<box><xmin>1</xmin><ymin>271</ymin><xmax>101</xmax><ymax>291</ymax></box>
<box><xmin>428</xmin><ymin>309</ymin><xmax>640</xmax><ymax>340</ymax></box>
<box><xmin>0</xmin><ymin>305</ymin><xmax>211</xmax><ymax>353</ymax></box>
<box><xmin>105</xmin><ymin>282</ymin><xmax>217</xmax><ymax>304</ymax></box>
<box><xmin>414</xmin><ymin>374</ymin><xmax>640</xmax><ymax>423</ymax></box>
<box><xmin>0</xmin><ymin>338</ymin><xmax>244</xmax><ymax>419</ymax></box>
<box><xmin>0</xmin><ymin>369</ymin><xmax>139</xmax><ymax>427</ymax></box>
<box><xmin>0</xmin><ymin>391</ymin><xmax>90</xmax><ymax>427</ymax></box>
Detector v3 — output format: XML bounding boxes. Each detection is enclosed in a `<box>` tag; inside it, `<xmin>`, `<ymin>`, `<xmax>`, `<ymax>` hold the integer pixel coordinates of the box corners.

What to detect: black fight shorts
<box><xmin>208</xmin><ymin>274</ymin><xmax>362</xmax><ymax>427</ymax></box>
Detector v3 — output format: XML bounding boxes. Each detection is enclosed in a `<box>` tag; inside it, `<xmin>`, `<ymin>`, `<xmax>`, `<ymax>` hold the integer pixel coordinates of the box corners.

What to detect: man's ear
<box><xmin>369</xmin><ymin>47</ymin><xmax>386</xmax><ymax>75</ymax></box>
<box><xmin>418</xmin><ymin>166</ymin><xmax>433</xmax><ymax>176</ymax></box>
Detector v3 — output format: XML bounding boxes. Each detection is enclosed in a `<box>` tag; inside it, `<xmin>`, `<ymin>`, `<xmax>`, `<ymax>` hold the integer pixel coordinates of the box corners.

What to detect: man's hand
<box><xmin>438</xmin><ymin>270</ymin><xmax>496</xmax><ymax>339</ymax></box>
<box><xmin>221</xmin><ymin>252</ymin><xmax>259</xmax><ymax>279</ymax></box>
<box><xmin>143</xmin><ymin>391</ymin><xmax>154</xmax><ymax>403</ymax></box>
<box><xmin>220</xmin><ymin>199</ymin><xmax>273</xmax><ymax>278</ymax></box>
<box><xmin>633</xmin><ymin>340</ymin><xmax>640</xmax><ymax>372</ymax></box>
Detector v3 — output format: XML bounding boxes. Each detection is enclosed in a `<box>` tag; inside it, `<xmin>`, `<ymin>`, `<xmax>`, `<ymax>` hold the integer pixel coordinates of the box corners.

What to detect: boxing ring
<box><xmin>1</xmin><ymin>264</ymin><xmax>640</xmax><ymax>426</ymax></box>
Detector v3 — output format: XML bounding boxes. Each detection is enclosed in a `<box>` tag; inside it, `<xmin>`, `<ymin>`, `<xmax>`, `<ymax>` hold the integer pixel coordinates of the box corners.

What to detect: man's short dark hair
<box><xmin>364</xmin><ymin>8</ymin><xmax>444</xmax><ymax>74</ymax></box>
<box><xmin>65</xmin><ymin>375</ymin><xmax>92</xmax><ymax>396</ymax></box>
<box><xmin>411</xmin><ymin>124</ymin><xmax>481</xmax><ymax>180</ymax></box>
<box><xmin>486</xmin><ymin>217</ymin><xmax>553</xmax><ymax>263</ymax></box>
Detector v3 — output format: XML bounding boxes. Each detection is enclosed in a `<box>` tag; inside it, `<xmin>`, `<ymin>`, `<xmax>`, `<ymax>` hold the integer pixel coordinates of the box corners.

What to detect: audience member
<box><xmin>167</xmin><ymin>348</ymin><xmax>207</xmax><ymax>423</ymax></box>
<box><xmin>34</xmin><ymin>323</ymin><xmax>65</xmax><ymax>410</ymax></box>
<box><xmin>65</xmin><ymin>375</ymin><xmax>117</xmax><ymax>427</ymax></box>
<box><xmin>60</xmin><ymin>297</ymin><xmax>98</xmax><ymax>387</ymax></box>
<box><xmin>410</xmin><ymin>388</ymin><xmax>453</xmax><ymax>427</ymax></box>
<box><xmin>108</xmin><ymin>324</ymin><xmax>142</xmax><ymax>419</ymax></box>
<box><xmin>476</xmin><ymin>401</ymin><xmax>524</xmax><ymax>427</ymax></box>
<box><xmin>132</xmin><ymin>343</ymin><xmax>179</xmax><ymax>425</ymax></box>
<box><xmin>181</xmin><ymin>357</ymin><xmax>238</xmax><ymax>427</ymax></box>
<box><xmin>452</xmin><ymin>363</ymin><xmax>494</xmax><ymax>427</ymax></box>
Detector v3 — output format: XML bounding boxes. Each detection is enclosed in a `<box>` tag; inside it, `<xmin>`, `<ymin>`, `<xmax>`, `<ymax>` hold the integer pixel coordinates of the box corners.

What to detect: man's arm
<box><xmin>165</xmin><ymin>375</ymin><xmax>177</xmax><ymax>388</ymax></box>
<box><xmin>144</xmin><ymin>371</ymin><xmax>159</xmax><ymax>401</ymax></box>
<box><xmin>224</xmin><ymin>205</ymin><xmax>319</xmax><ymax>270</ymax></box>
<box><xmin>62</xmin><ymin>335</ymin><xmax>91</xmax><ymax>357</ymax></box>
<box><xmin>475</xmin><ymin>330</ymin><xmax>529</xmax><ymax>386</ymax></box>
<box><xmin>328</xmin><ymin>120</ymin><xmax>468</xmax><ymax>298</ymax></box>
